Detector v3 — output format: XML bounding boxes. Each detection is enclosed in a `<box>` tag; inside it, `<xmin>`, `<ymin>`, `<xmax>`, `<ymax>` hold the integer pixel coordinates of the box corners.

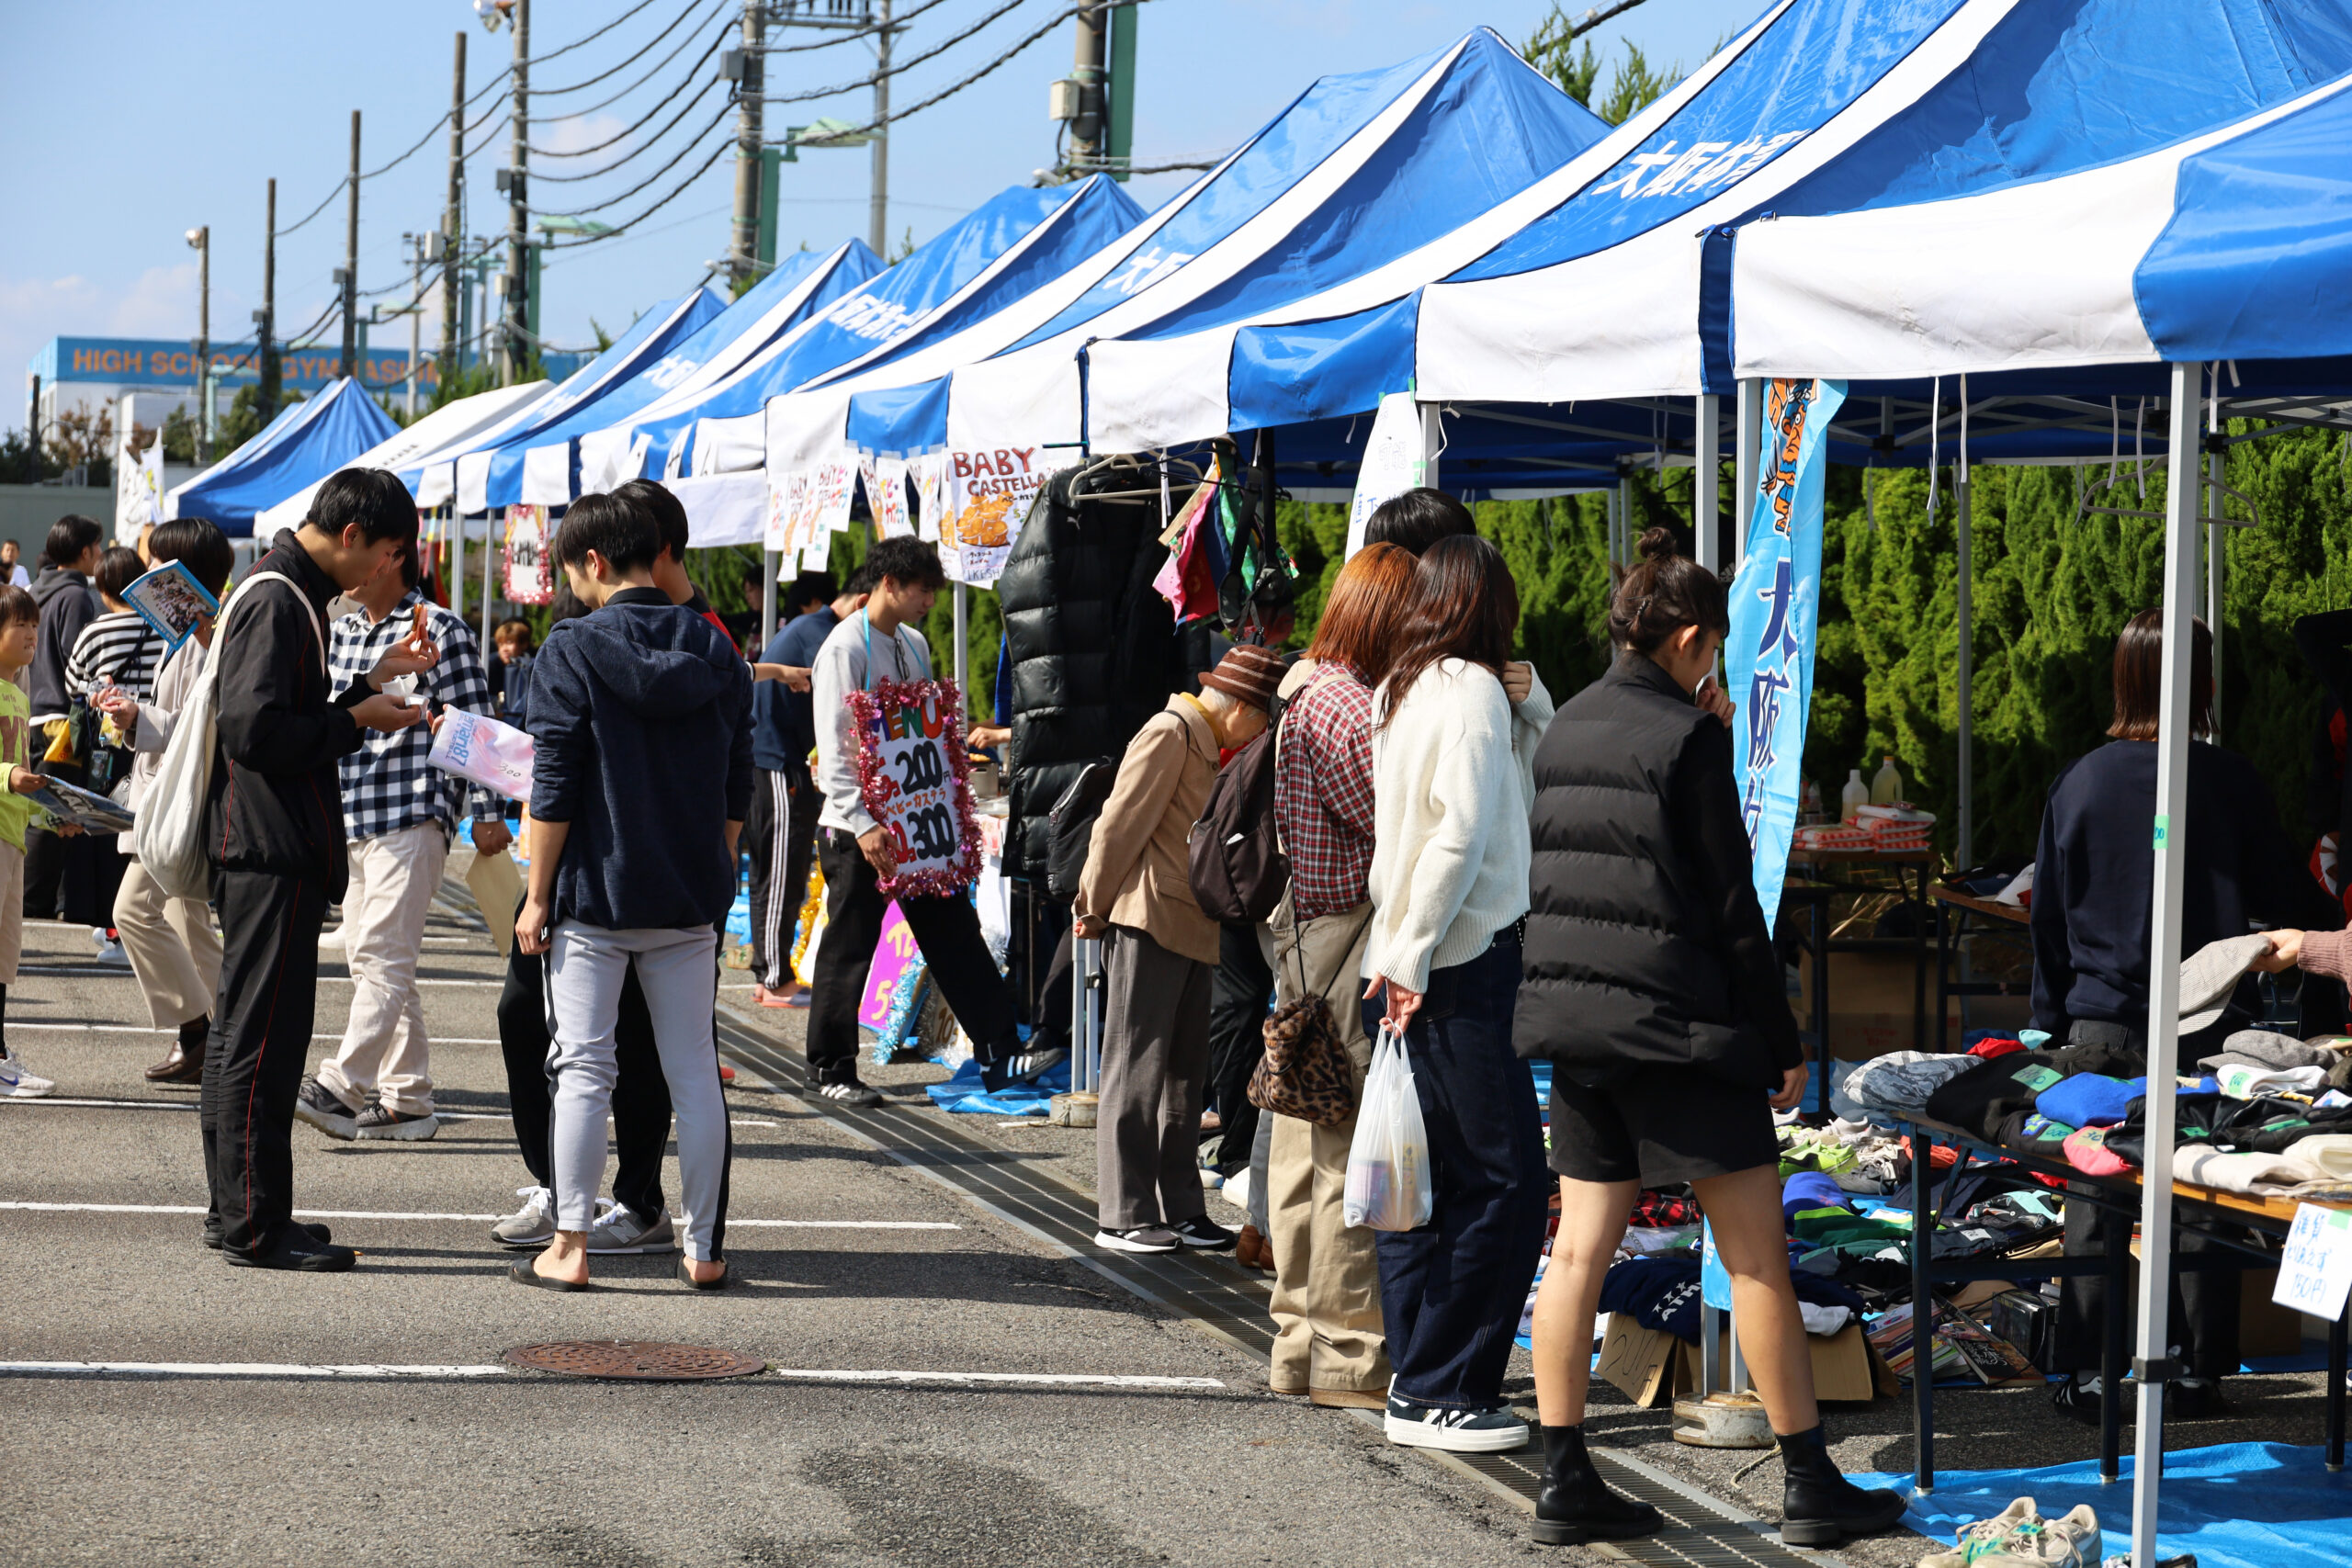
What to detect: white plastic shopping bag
<box><xmin>1343</xmin><ymin>1021</ymin><xmax>1433</xmax><ymax>1231</ymax></box>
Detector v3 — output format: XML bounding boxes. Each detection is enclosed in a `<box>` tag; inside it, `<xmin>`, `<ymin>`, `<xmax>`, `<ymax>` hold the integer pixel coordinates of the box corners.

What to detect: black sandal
<box><xmin>509</xmin><ymin>1260</ymin><xmax>592</xmax><ymax>1292</ymax></box>
<box><xmin>676</xmin><ymin>1258</ymin><xmax>730</xmax><ymax>1292</ymax></box>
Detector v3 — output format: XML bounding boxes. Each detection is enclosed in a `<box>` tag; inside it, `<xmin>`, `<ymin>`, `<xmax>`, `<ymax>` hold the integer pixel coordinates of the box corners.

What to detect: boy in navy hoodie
<box><xmin>514</xmin><ymin>491</ymin><xmax>752</xmax><ymax>1290</ymax></box>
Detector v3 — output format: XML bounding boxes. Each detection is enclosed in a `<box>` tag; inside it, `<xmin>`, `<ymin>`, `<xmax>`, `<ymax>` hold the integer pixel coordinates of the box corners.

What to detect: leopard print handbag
<box><xmin>1247</xmin><ymin>910</ymin><xmax>1373</xmax><ymax>1128</ymax></box>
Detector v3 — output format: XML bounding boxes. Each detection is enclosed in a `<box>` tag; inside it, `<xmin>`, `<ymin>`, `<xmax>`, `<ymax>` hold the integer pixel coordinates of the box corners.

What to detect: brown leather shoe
<box><xmin>1309</xmin><ymin>1386</ymin><xmax>1389</xmax><ymax>1410</ymax></box>
<box><xmin>144</xmin><ymin>1038</ymin><xmax>205</xmax><ymax>1086</ymax></box>
<box><xmin>1235</xmin><ymin>1224</ymin><xmax>1265</xmax><ymax>1269</ymax></box>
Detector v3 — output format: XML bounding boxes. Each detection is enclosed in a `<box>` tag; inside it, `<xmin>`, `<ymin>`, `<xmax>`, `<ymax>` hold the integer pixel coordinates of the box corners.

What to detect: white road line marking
<box><xmin>766</xmin><ymin>1369</ymin><xmax>1225</xmax><ymax>1389</ymax></box>
<box><xmin>0</xmin><ymin>1201</ymin><xmax>957</xmax><ymax>1228</ymax></box>
<box><xmin>14</xmin><ymin>971</ymin><xmax>503</xmax><ymax>987</ymax></box>
<box><xmin>0</xmin><ymin>1103</ymin><xmax>780</xmax><ymax>1128</ymax></box>
<box><xmin>0</xmin><ymin>1361</ymin><xmax>507</xmax><ymax>1380</ymax></box>
<box><xmin>7</xmin><ymin>1024</ymin><xmax>504</xmax><ymax>1044</ymax></box>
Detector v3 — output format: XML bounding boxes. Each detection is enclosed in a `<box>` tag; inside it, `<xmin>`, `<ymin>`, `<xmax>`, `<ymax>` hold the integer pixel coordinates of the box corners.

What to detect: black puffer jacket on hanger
<box><xmin>997</xmin><ymin>466</ymin><xmax>1184</xmax><ymax>881</ymax></box>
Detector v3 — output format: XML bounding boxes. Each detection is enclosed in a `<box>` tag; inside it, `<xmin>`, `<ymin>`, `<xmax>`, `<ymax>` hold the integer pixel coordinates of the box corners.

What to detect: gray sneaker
<box><xmin>354</xmin><ymin>1103</ymin><xmax>439</xmax><ymax>1142</ymax></box>
<box><xmin>294</xmin><ymin>1076</ymin><xmax>358</xmax><ymax>1140</ymax></box>
<box><xmin>586</xmin><ymin>1201</ymin><xmax>678</xmax><ymax>1255</ymax></box>
<box><xmin>492</xmin><ymin>1186</ymin><xmax>556</xmax><ymax>1249</ymax></box>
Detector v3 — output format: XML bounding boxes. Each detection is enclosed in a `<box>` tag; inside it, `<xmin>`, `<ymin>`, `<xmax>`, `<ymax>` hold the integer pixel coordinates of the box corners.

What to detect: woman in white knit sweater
<box><xmin>1360</xmin><ymin>534</ymin><xmax>1554</xmax><ymax>1455</ymax></box>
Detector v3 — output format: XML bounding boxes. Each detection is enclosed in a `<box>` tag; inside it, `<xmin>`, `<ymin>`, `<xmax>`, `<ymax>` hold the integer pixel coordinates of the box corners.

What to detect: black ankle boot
<box><xmin>1531</xmin><ymin>1424</ymin><xmax>1661</xmax><ymax>1546</ymax></box>
<box><xmin>1777</xmin><ymin>1424</ymin><xmax>1909</xmax><ymax>1547</ymax></box>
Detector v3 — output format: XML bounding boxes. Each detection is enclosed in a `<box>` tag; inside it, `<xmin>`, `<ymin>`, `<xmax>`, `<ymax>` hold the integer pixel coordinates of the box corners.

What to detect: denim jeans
<box><xmin>1361</xmin><ymin>933</ymin><xmax>1547</xmax><ymax>1410</ymax></box>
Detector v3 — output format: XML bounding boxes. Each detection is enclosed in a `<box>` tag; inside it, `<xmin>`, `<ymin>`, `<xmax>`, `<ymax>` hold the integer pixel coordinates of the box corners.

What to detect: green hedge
<box><xmin>1273</xmin><ymin>423</ymin><xmax>2352</xmax><ymax>866</ymax></box>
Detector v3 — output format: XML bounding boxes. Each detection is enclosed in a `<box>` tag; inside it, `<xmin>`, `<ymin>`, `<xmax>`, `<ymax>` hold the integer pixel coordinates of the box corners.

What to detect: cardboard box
<box><xmin>2122</xmin><ymin>1241</ymin><xmax>2305</xmax><ymax>1359</ymax></box>
<box><xmin>1595</xmin><ymin>1314</ymin><xmax>1892</xmax><ymax>1409</ymax></box>
<box><xmin>1793</xmin><ymin>950</ymin><xmax>1961</xmax><ymax>1060</ymax></box>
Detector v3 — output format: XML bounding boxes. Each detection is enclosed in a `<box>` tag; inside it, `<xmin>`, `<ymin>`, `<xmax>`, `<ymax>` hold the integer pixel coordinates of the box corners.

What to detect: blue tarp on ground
<box><xmin>924</xmin><ymin>1055</ymin><xmax>1070</xmax><ymax>1116</ymax></box>
<box><xmin>1851</xmin><ymin>1442</ymin><xmax>2352</xmax><ymax>1568</ymax></box>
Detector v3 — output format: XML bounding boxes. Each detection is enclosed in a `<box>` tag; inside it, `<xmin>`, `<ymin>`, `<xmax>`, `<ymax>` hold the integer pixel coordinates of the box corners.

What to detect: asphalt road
<box><xmin>6</xmin><ymin>876</ymin><xmax>2339</xmax><ymax>1568</ymax></box>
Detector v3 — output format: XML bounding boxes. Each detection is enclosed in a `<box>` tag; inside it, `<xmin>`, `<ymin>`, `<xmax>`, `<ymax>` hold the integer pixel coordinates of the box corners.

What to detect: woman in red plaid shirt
<box><xmin>1261</xmin><ymin>542</ymin><xmax>1417</xmax><ymax>1409</ymax></box>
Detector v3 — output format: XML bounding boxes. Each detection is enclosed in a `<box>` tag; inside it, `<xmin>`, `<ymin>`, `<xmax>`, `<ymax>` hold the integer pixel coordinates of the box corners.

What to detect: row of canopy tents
<box><xmin>151</xmin><ymin>5</ymin><xmax>2352</xmax><ymax>1558</ymax></box>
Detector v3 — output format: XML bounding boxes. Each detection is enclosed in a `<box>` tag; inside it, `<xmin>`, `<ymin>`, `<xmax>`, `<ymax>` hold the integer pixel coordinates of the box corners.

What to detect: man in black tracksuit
<box><xmin>203</xmin><ymin>470</ymin><xmax>435</xmax><ymax>1270</ymax></box>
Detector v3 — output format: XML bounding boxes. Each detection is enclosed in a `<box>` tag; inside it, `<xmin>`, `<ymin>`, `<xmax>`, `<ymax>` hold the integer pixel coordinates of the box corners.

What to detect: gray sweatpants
<box><xmin>1096</xmin><ymin>924</ymin><xmax>1211</xmax><ymax>1231</ymax></box>
<box><xmin>547</xmin><ymin>920</ymin><xmax>730</xmax><ymax>1261</ymax></box>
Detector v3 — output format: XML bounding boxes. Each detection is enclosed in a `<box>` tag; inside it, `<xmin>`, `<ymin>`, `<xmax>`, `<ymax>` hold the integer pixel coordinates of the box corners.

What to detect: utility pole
<box><xmin>186</xmin><ymin>225</ymin><xmax>210</xmax><ymax>465</ymax></box>
<box><xmin>870</xmin><ymin>0</ymin><xmax>890</xmax><ymax>254</ymax></box>
<box><xmin>257</xmin><ymin>177</ymin><xmax>279</xmax><ymax>425</ymax></box>
<box><xmin>441</xmin><ymin>28</ymin><xmax>466</xmax><ymax>395</ymax></box>
<box><xmin>405</xmin><ymin>236</ymin><xmax>424</xmax><ymax>420</ymax></box>
<box><xmin>341</xmin><ymin>110</ymin><xmax>361</xmax><ymax>384</ymax></box>
<box><xmin>503</xmin><ymin>0</ymin><xmax>530</xmax><ymax>384</ymax></box>
<box><xmin>729</xmin><ymin>0</ymin><xmax>766</xmax><ymax>290</ymax></box>
<box><xmin>1066</xmin><ymin>4</ymin><xmax>1108</xmax><ymax>171</ymax></box>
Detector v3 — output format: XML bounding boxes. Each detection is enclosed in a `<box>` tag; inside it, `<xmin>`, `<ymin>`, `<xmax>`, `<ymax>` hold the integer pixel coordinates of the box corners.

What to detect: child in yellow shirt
<box><xmin>0</xmin><ymin>584</ymin><xmax>62</xmax><ymax>1097</ymax></box>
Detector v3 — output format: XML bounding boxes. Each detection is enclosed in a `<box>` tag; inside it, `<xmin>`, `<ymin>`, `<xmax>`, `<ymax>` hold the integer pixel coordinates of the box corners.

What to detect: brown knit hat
<box><xmin>1200</xmin><ymin>643</ymin><xmax>1284</xmax><ymax>711</ymax></box>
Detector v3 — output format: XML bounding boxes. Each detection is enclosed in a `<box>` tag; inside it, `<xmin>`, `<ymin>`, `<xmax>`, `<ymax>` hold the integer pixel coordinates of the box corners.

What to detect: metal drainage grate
<box><xmin>1451</xmin><ymin>1450</ymin><xmax>1838</xmax><ymax>1568</ymax></box>
<box><xmin>502</xmin><ymin>1340</ymin><xmax>768</xmax><ymax>1382</ymax></box>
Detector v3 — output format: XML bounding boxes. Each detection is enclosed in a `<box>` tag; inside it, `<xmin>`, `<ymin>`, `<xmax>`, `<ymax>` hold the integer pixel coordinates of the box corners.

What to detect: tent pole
<box><xmin>482</xmin><ymin>513</ymin><xmax>494</xmax><ymax>653</ymax></box>
<box><xmin>1420</xmin><ymin>402</ymin><xmax>1443</xmax><ymax>493</ymax></box>
<box><xmin>451</xmin><ymin>508</ymin><xmax>465</xmax><ymax>625</ymax></box>
<box><xmin>1695</xmin><ymin>393</ymin><xmax>1720</xmax><ymax>572</ymax></box>
<box><xmin>2208</xmin><ymin>443</ymin><xmax>2225</xmax><ymax>733</ymax></box>
<box><xmin>761</xmin><ymin>549</ymin><xmax>779</xmax><ymax>649</ymax></box>
<box><xmin>953</xmin><ymin>581</ymin><xmax>969</xmax><ymax>700</ymax></box>
<box><xmin>2129</xmin><ymin>364</ymin><xmax>2200</xmax><ymax>1568</ymax></box>
<box><xmin>1734</xmin><ymin>379</ymin><xmax>1762</xmax><ymax>567</ymax></box>
<box><xmin>1956</xmin><ymin>468</ymin><xmax>1973</xmax><ymax>871</ymax></box>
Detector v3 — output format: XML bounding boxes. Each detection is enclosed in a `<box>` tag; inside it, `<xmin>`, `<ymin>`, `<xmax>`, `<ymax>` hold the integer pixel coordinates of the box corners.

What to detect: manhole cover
<box><xmin>502</xmin><ymin>1340</ymin><xmax>767</xmax><ymax>1381</ymax></box>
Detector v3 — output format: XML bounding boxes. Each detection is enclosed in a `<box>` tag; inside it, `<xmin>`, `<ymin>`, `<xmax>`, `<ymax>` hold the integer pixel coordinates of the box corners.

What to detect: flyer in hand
<box><xmin>122</xmin><ymin>560</ymin><xmax>220</xmax><ymax>649</ymax></box>
<box><xmin>428</xmin><ymin>707</ymin><xmax>536</xmax><ymax>801</ymax></box>
<box><xmin>27</xmin><ymin>776</ymin><xmax>135</xmax><ymax>836</ymax></box>
<box><xmin>846</xmin><ymin>676</ymin><xmax>980</xmax><ymax>897</ymax></box>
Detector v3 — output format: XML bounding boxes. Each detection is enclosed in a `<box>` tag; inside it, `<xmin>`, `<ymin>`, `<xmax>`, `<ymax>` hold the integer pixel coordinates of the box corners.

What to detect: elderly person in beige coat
<box><xmin>1076</xmin><ymin>644</ymin><xmax>1283</xmax><ymax>1255</ymax></box>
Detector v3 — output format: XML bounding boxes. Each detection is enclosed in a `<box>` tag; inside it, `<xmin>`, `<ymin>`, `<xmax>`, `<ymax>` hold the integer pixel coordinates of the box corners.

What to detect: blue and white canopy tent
<box><xmin>252</xmin><ymin>379</ymin><xmax>551</xmax><ymax>536</ymax></box>
<box><xmin>584</xmin><ymin>176</ymin><xmax>1148</xmax><ymax>520</ymax></box>
<box><xmin>163</xmin><ymin>377</ymin><xmax>400</xmax><ymax>536</ymax></box>
<box><xmin>758</xmin><ymin>28</ymin><xmax>1612</xmax><ymax>515</ymax></box>
<box><xmin>396</xmin><ymin>285</ymin><xmax>730</xmax><ymax>515</ymax></box>
<box><xmin>498</xmin><ymin>239</ymin><xmax>882</xmax><ymax>509</ymax></box>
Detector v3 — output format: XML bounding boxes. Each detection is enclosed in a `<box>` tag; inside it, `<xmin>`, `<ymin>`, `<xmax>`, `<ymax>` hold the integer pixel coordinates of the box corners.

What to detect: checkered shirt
<box><xmin>328</xmin><ymin>590</ymin><xmax>499</xmax><ymax>842</ymax></box>
<box><xmin>1273</xmin><ymin>660</ymin><xmax>1378</xmax><ymax>922</ymax></box>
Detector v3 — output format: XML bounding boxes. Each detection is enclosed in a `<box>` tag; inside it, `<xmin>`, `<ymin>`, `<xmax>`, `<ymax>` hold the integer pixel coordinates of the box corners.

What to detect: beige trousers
<box><xmin>0</xmin><ymin>840</ymin><xmax>22</xmax><ymax>987</ymax></box>
<box><xmin>1264</xmin><ymin>895</ymin><xmax>1389</xmax><ymax>1394</ymax></box>
<box><xmin>316</xmin><ymin>821</ymin><xmax>447</xmax><ymax>1116</ymax></box>
<box><xmin>113</xmin><ymin>856</ymin><xmax>220</xmax><ymax>1027</ymax></box>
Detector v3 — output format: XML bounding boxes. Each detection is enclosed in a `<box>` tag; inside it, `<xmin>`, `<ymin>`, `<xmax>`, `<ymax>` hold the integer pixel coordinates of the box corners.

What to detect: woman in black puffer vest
<box><xmin>1514</xmin><ymin>527</ymin><xmax>1905</xmax><ymax>1551</ymax></box>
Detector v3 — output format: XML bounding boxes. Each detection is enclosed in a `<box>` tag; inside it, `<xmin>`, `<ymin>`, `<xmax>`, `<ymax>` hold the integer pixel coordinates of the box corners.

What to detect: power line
<box><xmin>533</xmin><ymin>96</ymin><xmax>736</xmax><ymax>217</ymax></box>
<box><xmin>530</xmin><ymin>79</ymin><xmax>728</xmax><ymax>181</ymax></box>
<box><xmin>756</xmin><ymin>0</ymin><xmax>955</xmax><ymax>52</ymax></box>
<box><xmin>534</xmin><ymin>0</ymin><xmax>720</xmax><ymax>98</ymax></box>
<box><xmin>530</xmin><ymin>0</ymin><xmax>729</xmax><ymax>120</ymax></box>
<box><xmin>522</xmin><ymin>0</ymin><xmax>672</xmax><ymax>68</ymax></box>
<box><xmin>529</xmin><ymin>23</ymin><xmax>730</xmax><ymax>161</ymax></box>
<box><xmin>763</xmin><ymin>0</ymin><xmax>1117</xmax><ymax>134</ymax></box>
<box><xmin>542</xmin><ymin>132</ymin><xmax>737</xmax><ymax>247</ymax></box>
<box><xmin>755</xmin><ymin>0</ymin><xmax>1038</xmax><ymax>107</ymax></box>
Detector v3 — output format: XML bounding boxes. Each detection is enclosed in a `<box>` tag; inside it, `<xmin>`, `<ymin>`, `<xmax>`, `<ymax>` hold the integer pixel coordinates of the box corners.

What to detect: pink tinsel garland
<box><xmin>845</xmin><ymin>675</ymin><xmax>982</xmax><ymax>898</ymax></box>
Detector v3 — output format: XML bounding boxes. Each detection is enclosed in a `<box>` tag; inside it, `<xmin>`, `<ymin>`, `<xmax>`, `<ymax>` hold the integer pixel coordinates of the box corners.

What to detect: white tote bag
<box><xmin>133</xmin><ymin>571</ymin><xmax>322</xmax><ymax>900</ymax></box>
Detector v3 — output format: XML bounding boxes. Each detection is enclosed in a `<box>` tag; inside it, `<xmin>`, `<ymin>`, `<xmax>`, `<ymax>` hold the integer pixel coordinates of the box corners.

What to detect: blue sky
<box><xmin>0</xmin><ymin>0</ymin><xmax>1758</xmax><ymax>417</ymax></box>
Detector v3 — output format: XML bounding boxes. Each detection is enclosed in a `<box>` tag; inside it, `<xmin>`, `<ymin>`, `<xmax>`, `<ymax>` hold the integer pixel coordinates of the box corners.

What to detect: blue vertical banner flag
<box><xmin>1725</xmin><ymin>377</ymin><xmax>1847</xmax><ymax>922</ymax></box>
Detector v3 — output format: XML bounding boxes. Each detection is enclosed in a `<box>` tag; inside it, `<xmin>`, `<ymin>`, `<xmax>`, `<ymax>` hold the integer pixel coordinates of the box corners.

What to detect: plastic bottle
<box><xmin>1871</xmin><ymin>754</ymin><xmax>1904</xmax><ymax>807</ymax></box>
<box><xmin>1841</xmin><ymin>768</ymin><xmax>1869</xmax><ymax>824</ymax></box>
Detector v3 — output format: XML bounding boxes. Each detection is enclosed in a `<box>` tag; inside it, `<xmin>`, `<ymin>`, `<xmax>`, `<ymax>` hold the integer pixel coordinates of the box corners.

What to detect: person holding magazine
<box><xmin>92</xmin><ymin>519</ymin><xmax>236</xmax><ymax>1086</ymax></box>
<box><xmin>199</xmin><ymin>470</ymin><xmax>436</xmax><ymax>1272</ymax></box>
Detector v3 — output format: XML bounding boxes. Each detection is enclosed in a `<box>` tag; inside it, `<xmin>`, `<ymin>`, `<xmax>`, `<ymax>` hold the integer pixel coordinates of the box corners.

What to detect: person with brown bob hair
<box><xmin>1358</xmin><ymin>533</ymin><xmax>1555</xmax><ymax>1456</ymax></box>
<box><xmin>2030</xmin><ymin>607</ymin><xmax>2330</xmax><ymax>1425</ymax></box>
<box><xmin>1515</xmin><ymin>525</ymin><xmax>1906</xmax><ymax>1548</ymax></box>
<box><xmin>1257</xmin><ymin>541</ymin><xmax>1417</xmax><ymax>1404</ymax></box>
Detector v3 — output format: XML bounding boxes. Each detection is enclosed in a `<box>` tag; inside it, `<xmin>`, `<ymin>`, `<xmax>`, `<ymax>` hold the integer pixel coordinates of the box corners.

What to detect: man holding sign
<box><xmin>808</xmin><ymin>537</ymin><xmax>1045</xmax><ymax>1105</ymax></box>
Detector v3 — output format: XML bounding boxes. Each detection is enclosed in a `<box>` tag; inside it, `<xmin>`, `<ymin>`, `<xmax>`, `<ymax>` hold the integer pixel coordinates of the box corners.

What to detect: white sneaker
<box><xmin>491</xmin><ymin>1186</ymin><xmax>556</xmax><ymax>1248</ymax></box>
<box><xmin>1095</xmin><ymin>1225</ymin><xmax>1180</xmax><ymax>1254</ymax></box>
<box><xmin>318</xmin><ymin>927</ymin><xmax>346</xmax><ymax>952</ymax></box>
<box><xmin>0</xmin><ymin>1048</ymin><xmax>54</xmax><ymax>1099</ymax></box>
<box><xmin>90</xmin><ymin>931</ymin><xmax>129</xmax><ymax>967</ymax></box>
<box><xmin>585</xmin><ymin>1199</ymin><xmax>679</xmax><ymax>1255</ymax></box>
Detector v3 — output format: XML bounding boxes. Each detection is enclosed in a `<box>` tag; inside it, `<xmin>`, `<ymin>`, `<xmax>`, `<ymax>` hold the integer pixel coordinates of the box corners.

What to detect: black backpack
<box><xmin>1187</xmin><ymin>725</ymin><xmax>1288</xmax><ymax>923</ymax></box>
<box><xmin>1046</xmin><ymin>759</ymin><xmax>1117</xmax><ymax>902</ymax></box>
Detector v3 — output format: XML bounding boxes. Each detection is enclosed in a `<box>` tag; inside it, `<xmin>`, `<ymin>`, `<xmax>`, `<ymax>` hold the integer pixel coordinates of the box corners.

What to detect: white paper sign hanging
<box><xmin>2273</xmin><ymin>1202</ymin><xmax>2352</xmax><ymax>1320</ymax></box>
<box><xmin>1343</xmin><ymin>391</ymin><xmax>1429</xmax><ymax>560</ymax></box>
<box><xmin>908</xmin><ymin>452</ymin><xmax>946</xmax><ymax>542</ymax></box>
<box><xmin>861</xmin><ymin>453</ymin><xmax>911</xmax><ymax>538</ymax></box>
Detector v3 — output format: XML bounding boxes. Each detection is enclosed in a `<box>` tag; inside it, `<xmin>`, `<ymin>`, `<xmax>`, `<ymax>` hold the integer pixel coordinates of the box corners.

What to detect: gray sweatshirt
<box><xmin>811</xmin><ymin>610</ymin><xmax>932</xmax><ymax>838</ymax></box>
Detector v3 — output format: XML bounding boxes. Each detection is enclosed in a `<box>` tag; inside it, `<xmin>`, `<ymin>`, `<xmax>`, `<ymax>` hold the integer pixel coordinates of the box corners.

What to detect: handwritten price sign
<box><xmin>2273</xmin><ymin>1202</ymin><xmax>2352</xmax><ymax>1321</ymax></box>
<box><xmin>846</xmin><ymin>675</ymin><xmax>980</xmax><ymax>898</ymax></box>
